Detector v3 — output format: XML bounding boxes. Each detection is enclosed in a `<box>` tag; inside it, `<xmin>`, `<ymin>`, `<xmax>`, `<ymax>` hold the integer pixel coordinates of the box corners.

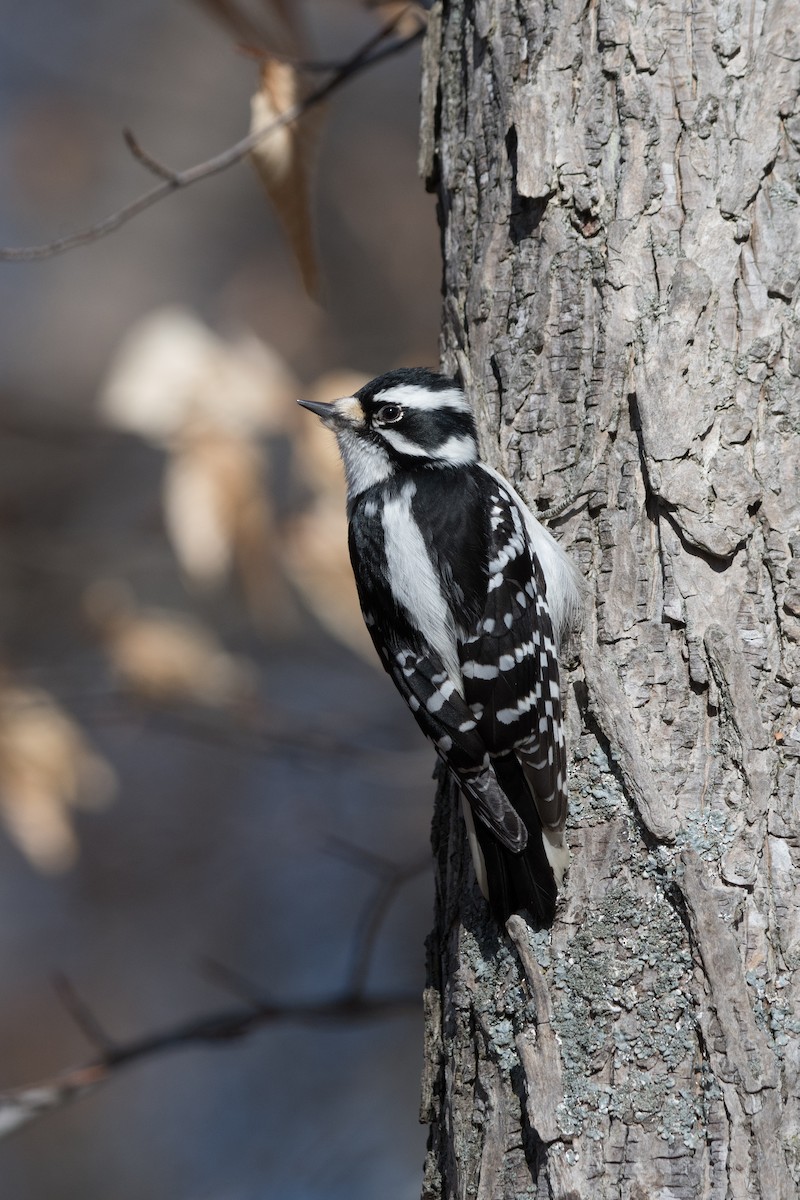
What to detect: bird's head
<box><xmin>297</xmin><ymin>367</ymin><xmax>478</xmax><ymax>499</ymax></box>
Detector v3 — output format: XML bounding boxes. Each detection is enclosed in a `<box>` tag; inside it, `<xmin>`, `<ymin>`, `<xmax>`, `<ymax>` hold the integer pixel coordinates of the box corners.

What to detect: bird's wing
<box><xmin>457</xmin><ymin>477</ymin><xmax>567</xmax><ymax>834</ymax></box>
<box><xmin>347</xmin><ymin>485</ymin><xmax>528</xmax><ymax>853</ymax></box>
<box><xmin>376</xmin><ymin>639</ymin><xmax>528</xmax><ymax>853</ymax></box>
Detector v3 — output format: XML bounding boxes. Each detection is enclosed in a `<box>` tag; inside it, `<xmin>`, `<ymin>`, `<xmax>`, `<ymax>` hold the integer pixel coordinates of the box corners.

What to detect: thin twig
<box><xmin>324</xmin><ymin>835</ymin><xmax>405</xmax><ymax>876</ymax></box>
<box><xmin>200</xmin><ymin>958</ymin><xmax>271</xmax><ymax>1009</ymax></box>
<box><xmin>0</xmin><ymin>18</ymin><xmax>423</xmax><ymax>263</ymax></box>
<box><xmin>0</xmin><ymin>672</ymin><xmax>431</xmax><ymax>773</ymax></box>
<box><xmin>323</xmin><ymin>836</ymin><xmax>430</xmax><ymax>994</ymax></box>
<box><xmin>0</xmin><ymin>989</ymin><xmax>419</xmax><ymax>1139</ymax></box>
<box><xmin>113</xmin><ymin>703</ymin><xmax>430</xmax><ymax>772</ymax></box>
<box><xmin>122</xmin><ymin>129</ymin><xmax>179</xmax><ymax>183</ymax></box>
<box><xmin>51</xmin><ymin>974</ymin><xmax>116</xmax><ymax>1053</ymax></box>
<box><xmin>347</xmin><ymin>859</ymin><xmax>430</xmax><ymax>995</ymax></box>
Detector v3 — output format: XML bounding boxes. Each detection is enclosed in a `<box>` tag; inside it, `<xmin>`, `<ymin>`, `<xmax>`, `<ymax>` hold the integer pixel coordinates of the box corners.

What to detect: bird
<box><xmin>297</xmin><ymin>367</ymin><xmax>582</xmax><ymax>925</ymax></box>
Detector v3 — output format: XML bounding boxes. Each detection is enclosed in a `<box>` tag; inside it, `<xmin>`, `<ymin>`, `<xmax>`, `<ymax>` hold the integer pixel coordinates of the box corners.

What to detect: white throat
<box><xmin>336</xmin><ymin>427</ymin><xmax>393</xmax><ymax>498</ymax></box>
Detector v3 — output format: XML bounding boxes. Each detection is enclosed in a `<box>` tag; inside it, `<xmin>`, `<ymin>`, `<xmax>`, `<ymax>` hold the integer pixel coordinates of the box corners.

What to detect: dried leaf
<box><xmin>163</xmin><ymin>421</ymin><xmax>259</xmax><ymax>589</ymax></box>
<box><xmin>1</xmin><ymin>780</ymin><xmax>80</xmax><ymax>874</ymax></box>
<box><xmin>98</xmin><ymin>308</ymin><xmax>300</xmax><ymax>635</ymax></box>
<box><xmin>162</xmin><ymin>417</ymin><xmax>295</xmax><ymax>632</ymax></box>
<box><xmin>249</xmin><ymin>58</ymin><xmax>322</xmax><ymax>297</ymax></box>
<box><xmin>98</xmin><ymin>307</ymin><xmax>300</xmax><ymax>443</ymax></box>
<box><xmin>283</xmin><ymin>502</ymin><xmax>379</xmax><ymax>666</ymax></box>
<box><xmin>0</xmin><ymin>683</ymin><xmax>116</xmax><ymax>873</ymax></box>
<box><xmin>84</xmin><ymin>582</ymin><xmax>259</xmax><ymax>710</ymax></box>
<box><xmin>284</xmin><ymin>368</ymin><xmax>378</xmax><ymax>663</ymax></box>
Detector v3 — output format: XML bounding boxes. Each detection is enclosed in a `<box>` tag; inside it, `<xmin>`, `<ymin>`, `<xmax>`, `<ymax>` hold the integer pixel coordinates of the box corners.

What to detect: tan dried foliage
<box><xmin>84</xmin><ymin>581</ymin><xmax>259</xmax><ymax>711</ymax></box>
<box><xmin>195</xmin><ymin>2</ymin><xmax>322</xmax><ymax>293</ymax></box>
<box><xmin>284</xmin><ymin>370</ymin><xmax>379</xmax><ymax>665</ymax></box>
<box><xmin>99</xmin><ymin>308</ymin><xmax>299</xmax><ymax>633</ymax></box>
<box><xmin>0</xmin><ymin>681</ymin><xmax>116</xmax><ymax>873</ymax></box>
<box><xmin>99</xmin><ymin>306</ymin><xmax>300</xmax><ymax>444</ymax></box>
<box><xmin>164</xmin><ymin>416</ymin><xmax>293</xmax><ymax>632</ymax></box>
<box><xmin>99</xmin><ymin>310</ymin><xmax>387</xmax><ymax>660</ymax></box>
<box><xmin>249</xmin><ymin>57</ymin><xmax>322</xmax><ymax>298</ymax></box>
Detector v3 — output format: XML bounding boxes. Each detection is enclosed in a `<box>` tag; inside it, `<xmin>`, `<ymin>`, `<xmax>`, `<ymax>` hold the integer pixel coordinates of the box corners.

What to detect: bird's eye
<box><xmin>376</xmin><ymin>403</ymin><xmax>403</xmax><ymax>425</ymax></box>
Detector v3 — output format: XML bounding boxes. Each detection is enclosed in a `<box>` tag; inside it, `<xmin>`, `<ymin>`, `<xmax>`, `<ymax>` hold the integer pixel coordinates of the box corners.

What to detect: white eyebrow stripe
<box><xmin>372</xmin><ymin>384</ymin><xmax>470</xmax><ymax>413</ymax></box>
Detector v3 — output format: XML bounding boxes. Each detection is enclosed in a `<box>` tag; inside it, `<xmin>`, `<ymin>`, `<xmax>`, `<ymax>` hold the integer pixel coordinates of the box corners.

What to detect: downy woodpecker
<box><xmin>298</xmin><ymin>368</ymin><xmax>581</xmax><ymax>924</ymax></box>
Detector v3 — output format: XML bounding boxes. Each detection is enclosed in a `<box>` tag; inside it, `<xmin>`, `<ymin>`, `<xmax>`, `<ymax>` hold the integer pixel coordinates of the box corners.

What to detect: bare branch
<box><xmin>0</xmin><ymin>670</ymin><xmax>430</xmax><ymax>774</ymax></box>
<box><xmin>0</xmin><ymin>986</ymin><xmax>419</xmax><ymax>1140</ymax></box>
<box><xmin>0</xmin><ymin>17</ymin><xmax>423</xmax><ymax>263</ymax></box>
<box><xmin>0</xmin><ymin>839</ymin><xmax>428</xmax><ymax>1141</ymax></box>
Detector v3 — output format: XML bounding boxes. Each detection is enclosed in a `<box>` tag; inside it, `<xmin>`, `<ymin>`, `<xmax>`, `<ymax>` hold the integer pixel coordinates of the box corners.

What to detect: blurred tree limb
<box><xmin>0</xmin><ymin>8</ymin><xmax>424</xmax><ymax>264</ymax></box>
<box><xmin>0</xmin><ymin>842</ymin><xmax>424</xmax><ymax>1139</ymax></box>
<box><xmin>0</xmin><ymin>992</ymin><xmax>418</xmax><ymax>1139</ymax></box>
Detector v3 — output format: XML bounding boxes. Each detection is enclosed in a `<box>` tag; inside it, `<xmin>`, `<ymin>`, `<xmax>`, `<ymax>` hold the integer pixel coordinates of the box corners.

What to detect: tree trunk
<box><xmin>418</xmin><ymin>2</ymin><xmax>800</xmax><ymax>1196</ymax></box>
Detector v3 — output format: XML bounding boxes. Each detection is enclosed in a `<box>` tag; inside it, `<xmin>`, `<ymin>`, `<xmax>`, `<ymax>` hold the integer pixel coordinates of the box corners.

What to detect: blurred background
<box><xmin>0</xmin><ymin>2</ymin><xmax>441</xmax><ymax>1196</ymax></box>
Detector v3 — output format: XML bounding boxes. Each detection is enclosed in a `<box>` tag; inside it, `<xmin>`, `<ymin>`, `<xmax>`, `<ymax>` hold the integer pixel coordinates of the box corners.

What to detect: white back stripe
<box><xmin>381</xmin><ymin>482</ymin><xmax>463</xmax><ymax>690</ymax></box>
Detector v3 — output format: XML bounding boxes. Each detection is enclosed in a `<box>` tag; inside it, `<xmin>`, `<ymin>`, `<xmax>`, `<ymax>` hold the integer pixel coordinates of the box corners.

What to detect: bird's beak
<box><xmin>298</xmin><ymin>395</ymin><xmax>364</xmax><ymax>429</ymax></box>
<box><xmin>297</xmin><ymin>398</ymin><xmax>337</xmax><ymax>424</ymax></box>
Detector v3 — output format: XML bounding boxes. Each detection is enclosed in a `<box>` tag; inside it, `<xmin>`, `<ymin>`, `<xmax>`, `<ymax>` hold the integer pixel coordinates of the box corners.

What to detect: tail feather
<box><xmin>469</xmin><ymin>754</ymin><xmax>560</xmax><ymax>926</ymax></box>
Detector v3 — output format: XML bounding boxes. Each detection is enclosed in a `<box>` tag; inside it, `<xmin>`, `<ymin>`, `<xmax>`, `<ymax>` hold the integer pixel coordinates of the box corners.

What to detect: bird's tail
<box><xmin>470</xmin><ymin>754</ymin><xmax>560</xmax><ymax>926</ymax></box>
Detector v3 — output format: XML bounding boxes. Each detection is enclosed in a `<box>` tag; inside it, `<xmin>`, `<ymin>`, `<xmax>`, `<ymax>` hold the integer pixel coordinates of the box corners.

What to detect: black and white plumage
<box><xmin>298</xmin><ymin>368</ymin><xmax>582</xmax><ymax>925</ymax></box>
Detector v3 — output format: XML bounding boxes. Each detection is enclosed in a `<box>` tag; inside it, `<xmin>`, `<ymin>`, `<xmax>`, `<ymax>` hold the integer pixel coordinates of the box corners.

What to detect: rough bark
<box><xmin>419</xmin><ymin>1</ymin><xmax>800</xmax><ymax>1196</ymax></box>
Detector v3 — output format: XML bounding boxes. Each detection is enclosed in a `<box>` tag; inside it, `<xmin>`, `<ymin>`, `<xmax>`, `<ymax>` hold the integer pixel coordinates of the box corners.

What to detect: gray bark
<box><xmin>418</xmin><ymin>1</ymin><xmax>800</xmax><ymax>1196</ymax></box>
